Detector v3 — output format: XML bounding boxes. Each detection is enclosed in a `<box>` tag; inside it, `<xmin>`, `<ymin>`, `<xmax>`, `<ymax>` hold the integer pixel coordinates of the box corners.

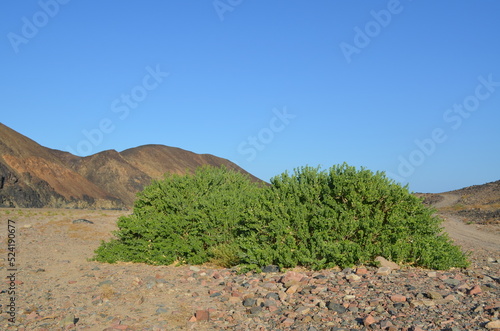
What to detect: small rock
<box><xmin>390</xmin><ymin>294</ymin><xmax>407</xmax><ymax>302</ymax></box>
<box><xmin>296</xmin><ymin>306</ymin><xmax>311</xmax><ymax>314</ymax></box>
<box><xmin>243</xmin><ymin>298</ymin><xmax>256</xmax><ymax>307</ymax></box>
<box><xmin>156</xmin><ymin>307</ymin><xmax>168</xmax><ymax>314</ymax></box>
<box><xmin>468</xmin><ymin>285</ymin><xmax>482</xmax><ymax>295</ymax></box>
<box><xmin>356</xmin><ymin>267</ymin><xmax>368</xmax><ymax>275</ymax></box>
<box><xmin>427</xmin><ymin>291</ymin><xmax>443</xmax><ymax>300</ymax></box>
<box><xmin>364</xmin><ymin>314</ymin><xmax>376</xmax><ymax>326</ymax></box>
<box><xmin>443</xmin><ymin>278</ymin><xmax>461</xmax><ymax>286</ymax></box>
<box><xmin>327</xmin><ymin>302</ymin><xmax>346</xmax><ymax>314</ymax></box>
<box><xmin>375</xmin><ymin>256</ymin><xmax>400</xmax><ymax>270</ymax></box>
<box><xmin>281</xmin><ymin>318</ymin><xmax>295</xmax><ymax>327</ymax></box>
<box><xmin>249</xmin><ymin>306</ymin><xmax>262</xmax><ymax>315</ymax></box>
<box><xmin>485</xmin><ymin>320</ymin><xmax>500</xmax><ymax>329</ymax></box>
<box><xmin>72</xmin><ymin>219</ymin><xmax>93</xmax><ymax>224</ymax></box>
<box><xmin>346</xmin><ymin>274</ymin><xmax>361</xmax><ymax>282</ymax></box>
<box><xmin>286</xmin><ymin>284</ymin><xmax>300</xmax><ymax>295</ymax></box>
<box><xmin>380</xmin><ymin>320</ymin><xmax>393</xmax><ymax>329</ymax></box>
<box><xmin>421</xmin><ymin>299</ymin><xmax>436</xmax><ymax>307</ymax></box>
<box><xmin>262</xmin><ymin>265</ymin><xmax>280</xmax><ymax>273</ymax></box>
<box><xmin>189</xmin><ymin>266</ymin><xmax>201</xmax><ymax>272</ymax></box>
<box><xmin>265</xmin><ymin>292</ymin><xmax>280</xmax><ymax>300</ymax></box>
<box><xmin>280</xmin><ymin>271</ymin><xmax>305</xmax><ymax>284</ymax></box>
<box><xmin>195</xmin><ymin>310</ymin><xmax>209</xmax><ymax>321</ymax></box>
<box><xmin>485</xmin><ymin>304</ymin><xmax>500</xmax><ymax>311</ymax></box>
<box><xmin>377</xmin><ymin>267</ymin><xmax>392</xmax><ymax>276</ymax></box>
<box><xmin>444</xmin><ymin>294</ymin><xmax>457</xmax><ymax>301</ymax></box>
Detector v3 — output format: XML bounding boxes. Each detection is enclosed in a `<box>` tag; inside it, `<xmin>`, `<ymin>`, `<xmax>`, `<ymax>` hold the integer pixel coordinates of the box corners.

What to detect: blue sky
<box><xmin>1</xmin><ymin>1</ymin><xmax>499</xmax><ymax>193</ymax></box>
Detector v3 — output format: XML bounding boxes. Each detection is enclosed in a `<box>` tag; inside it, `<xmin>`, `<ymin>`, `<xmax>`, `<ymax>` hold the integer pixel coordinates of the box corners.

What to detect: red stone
<box><xmin>356</xmin><ymin>267</ymin><xmax>368</xmax><ymax>275</ymax></box>
<box><xmin>390</xmin><ymin>294</ymin><xmax>407</xmax><ymax>302</ymax></box>
<box><xmin>364</xmin><ymin>315</ymin><xmax>376</xmax><ymax>326</ymax></box>
<box><xmin>468</xmin><ymin>285</ymin><xmax>482</xmax><ymax>295</ymax></box>
<box><xmin>281</xmin><ymin>318</ymin><xmax>295</xmax><ymax>327</ymax></box>
<box><xmin>195</xmin><ymin>310</ymin><xmax>210</xmax><ymax>321</ymax></box>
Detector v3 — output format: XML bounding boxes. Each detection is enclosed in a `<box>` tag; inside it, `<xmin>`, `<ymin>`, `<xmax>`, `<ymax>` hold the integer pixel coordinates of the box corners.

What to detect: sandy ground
<box><xmin>0</xmin><ymin>207</ymin><xmax>498</xmax><ymax>330</ymax></box>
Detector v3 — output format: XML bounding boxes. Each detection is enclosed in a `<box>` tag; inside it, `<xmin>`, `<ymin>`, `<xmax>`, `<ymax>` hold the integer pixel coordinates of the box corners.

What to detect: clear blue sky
<box><xmin>1</xmin><ymin>1</ymin><xmax>499</xmax><ymax>193</ymax></box>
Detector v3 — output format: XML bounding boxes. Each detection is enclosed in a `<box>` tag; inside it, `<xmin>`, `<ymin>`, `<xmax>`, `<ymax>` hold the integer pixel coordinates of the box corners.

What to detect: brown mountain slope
<box><xmin>0</xmin><ymin>123</ymin><xmax>117</xmax><ymax>208</ymax></box>
<box><xmin>0</xmin><ymin>123</ymin><xmax>261</xmax><ymax>208</ymax></box>
<box><xmin>120</xmin><ymin>144</ymin><xmax>261</xmax><ymax>181</ymax></box>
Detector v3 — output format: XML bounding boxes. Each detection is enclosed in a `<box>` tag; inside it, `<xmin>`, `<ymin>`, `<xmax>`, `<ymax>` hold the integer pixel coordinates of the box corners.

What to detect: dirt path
<box><xmin>441</xmin><ymin>213</ymin><xmax>500</xmax><ymax>252</ymax></box>
<box><xmin>431</xmin><ymin>193</ymin><xmax>461</xmax><ymax>209</ymax></box>
<box><xmin>427</xmin><ymin>193</ymin><xmax>500</xmax><ymax>252</ymax></box>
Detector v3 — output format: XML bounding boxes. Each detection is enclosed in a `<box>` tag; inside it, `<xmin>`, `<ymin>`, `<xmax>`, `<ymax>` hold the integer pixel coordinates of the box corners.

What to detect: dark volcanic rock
<box><xmin>262</xmin><ymin>265</ymin><xmax>280</xmax><ymax>273</ymax></box>
<box><xmin>72</xmin><ymin>219</ymin><xmax>94</xmax><ymax>224</ymax></box>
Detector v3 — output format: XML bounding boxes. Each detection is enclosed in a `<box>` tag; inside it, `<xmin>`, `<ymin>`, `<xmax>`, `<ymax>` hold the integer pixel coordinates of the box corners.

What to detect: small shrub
<box><xmin>209</xmin><ymin>242</ymin><xmax>241</xmax><ymax>268</ymax></box>
<box><xmin>93</xmin><ymin>164</ymin><xmax>469</xmax><ymax>271</ymax></box>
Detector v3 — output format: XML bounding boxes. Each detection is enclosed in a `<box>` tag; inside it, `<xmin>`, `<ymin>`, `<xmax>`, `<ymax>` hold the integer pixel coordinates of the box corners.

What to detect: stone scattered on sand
<box><xmin>375</xmin><ymin>256</ymin><xmax>400</xmax><ymax>270</ymax></box>
<box><xmin>485</xmin><ymin>320</ymin><xmax>500</xmax><ymax>329</ymax></box>
<box><xmin>72</xmin><ymin>219</ymin><xmax>94</xmax><ymax>224</ymax></box>
<box><xmin>262</xmin><ymin>265</ymin><xmax>280</xmax><ymax>273</ymax></box>
<box><xmin>377</xmin><ymin>266</ymin><xmax>392</xmax><ymax>276</ymax></box>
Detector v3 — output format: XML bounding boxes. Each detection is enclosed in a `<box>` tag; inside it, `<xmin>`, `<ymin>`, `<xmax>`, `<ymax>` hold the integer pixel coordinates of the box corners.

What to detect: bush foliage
<box><xmin>93</xmin><ymin>164</ymin><xmax>469</xmax><ymax>270</ymax></box>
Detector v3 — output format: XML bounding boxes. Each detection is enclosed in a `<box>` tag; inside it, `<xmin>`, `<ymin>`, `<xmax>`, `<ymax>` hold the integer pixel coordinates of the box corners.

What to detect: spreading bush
<box><xmin>93</xmin><ymin>166</ymin><xmax>262</xmax><ymax>265</ymax></box>
<box><xmin>93</xmin><ymin>164</ymin><xmax>469</xmax><ymax>270</ymax></box>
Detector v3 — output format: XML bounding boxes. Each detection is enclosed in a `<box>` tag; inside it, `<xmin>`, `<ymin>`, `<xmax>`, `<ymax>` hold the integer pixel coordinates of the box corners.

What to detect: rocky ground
<box><xmin>0</xmin><ymin>208</ymin><xmax>499</xmax><ymax>330</ymax></box>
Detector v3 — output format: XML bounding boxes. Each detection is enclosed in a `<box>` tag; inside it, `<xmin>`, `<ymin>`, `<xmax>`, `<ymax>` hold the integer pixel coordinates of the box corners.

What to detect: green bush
<box><xmin>93</xmin><ymin>166</ymin><xmax>263</xmax><ymax>265</ymax></box>
<box><xmin>93</xmin><ymin>164</ymin><xmax>469</xmax><ymax>270</ymax></box>
<box><xmin>237</xmin><ymin>164</ymin><xmax>469</xmax><ymax>270</ymax></box>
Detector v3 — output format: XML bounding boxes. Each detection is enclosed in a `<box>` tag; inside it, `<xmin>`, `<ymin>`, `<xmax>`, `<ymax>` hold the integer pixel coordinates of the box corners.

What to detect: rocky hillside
<box><xmin>0</xmin><ymin>123</ymin><xmax>260</xmax><ymax>209</ymax></box>
<box><xmin>416</xmin><ymin>180</ymin><xmax>500</xmax><ymax>225</ymax></box>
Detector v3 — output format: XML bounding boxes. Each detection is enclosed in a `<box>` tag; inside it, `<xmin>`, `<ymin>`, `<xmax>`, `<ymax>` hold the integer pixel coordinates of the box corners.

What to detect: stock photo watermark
<box><xmin>66</xmin><ymin>65</ymin><xmax>169</xmax><ymax>156</ymax></box>
<box><xmin>5</xmin><ymin>219</ymin><xmax>17</xmax><ymax>323</ymax></box>
<box><xmin>339</xmin><ymin>0</ymin><xmax>410</xmax><ymax>64</ymax></box>
<box><xmin>237</xmin><ymin>107</ymin><xmax>296</xmax><ymax>162</ymax></box>
<box><xmin>7</xmin><ymin>0</ymin><xmax>71</xmax><ymax>54</ymax></box>
<box><xmin>388</xmin><ymin>74</ymin><xmax>499</xmax><ymax>182</ymax></box>
<box><xmin>213</xmin><ymin>0</ymin><xmax>243</xmax><ymax>21</ymax></box>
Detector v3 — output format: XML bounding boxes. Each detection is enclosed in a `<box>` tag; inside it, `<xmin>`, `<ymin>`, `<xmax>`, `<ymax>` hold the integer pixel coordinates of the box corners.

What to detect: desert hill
<box><xmin>0</xmin><ymin>123</ymin><xmax>260</xmax><ymax>209</ymax></box>
<box><xmin>417</xmin><ymin>180</ymin><xmax>500</xmax><ymax>225</ymax></box>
